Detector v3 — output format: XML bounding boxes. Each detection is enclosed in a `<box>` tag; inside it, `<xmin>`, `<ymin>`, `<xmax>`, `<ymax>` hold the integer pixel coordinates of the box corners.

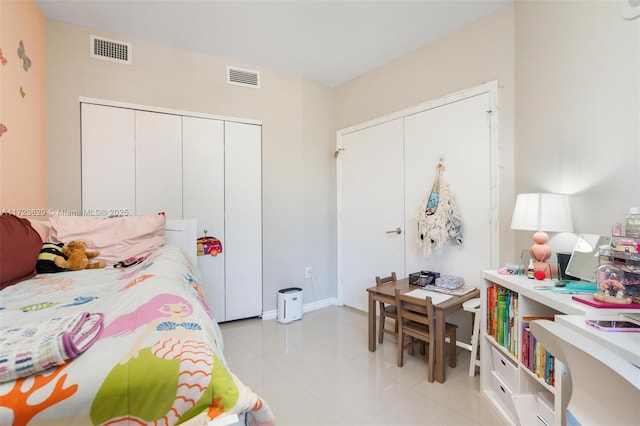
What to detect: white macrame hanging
<box><xmin>416</xmin><ymin>162</ymin><xmax>464</xmax><ymax>257</ymax></box>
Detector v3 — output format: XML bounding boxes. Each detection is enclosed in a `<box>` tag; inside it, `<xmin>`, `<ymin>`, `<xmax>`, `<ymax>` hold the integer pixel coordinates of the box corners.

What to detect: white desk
<box><xmin>481</xmin><ymin>271</ymin><xmax>640</xmax><ymax>426</ymax></box>
<box><xmin>555</xmin><ymin>314</ymin><xmax>640</xmax><ymax>369</ymax></box>
<box><xmin>530</xmin><ymin>318</ymin><xmax>640</xmax><ymax>426</ymax></box>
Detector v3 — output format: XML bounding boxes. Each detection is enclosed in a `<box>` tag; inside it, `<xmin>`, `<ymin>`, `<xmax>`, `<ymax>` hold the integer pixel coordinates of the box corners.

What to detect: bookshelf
<box><xmin>482</xmin><ymin>271</ymin><xmax>640</xmax><ymax>425</ymax></box>
<box><xmin>481</xmin><ymin>271</ymin><xmax>592</xmax><ymax>426</ymax></box>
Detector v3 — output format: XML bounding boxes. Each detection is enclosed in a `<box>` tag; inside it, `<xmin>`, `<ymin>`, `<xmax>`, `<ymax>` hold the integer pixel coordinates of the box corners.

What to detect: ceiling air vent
<box><xmin>90</xmin><ymin>35</ymin><xmax>132</xmax><ymax>65</ymax></box>
<box><xmin>227</xmin><ymin>66</ymin><xmax>260</xmax><ymax>88</ymax></box>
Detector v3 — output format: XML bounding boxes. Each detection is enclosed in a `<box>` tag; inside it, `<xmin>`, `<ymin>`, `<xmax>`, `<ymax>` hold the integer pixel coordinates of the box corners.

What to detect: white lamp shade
<box><xmin>510</xmin><ymin>193</ymin><xmax>574</xmax><ymax>233</ymax></box>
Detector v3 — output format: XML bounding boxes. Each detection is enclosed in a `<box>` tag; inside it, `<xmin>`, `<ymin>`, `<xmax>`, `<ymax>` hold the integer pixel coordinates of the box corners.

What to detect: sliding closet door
<box><xmin>404</xmin><ymin>92</ymin><xmax>492</xmax><ymax>284</ymax></box>
<box><xmin>81</xmin><ymin>104</ymin><xmax>135</xmax><ymax>214</ymax></box>
<box><xmin>183</xmin><ymin>116</ymin><xmax>226</xmax><ymax>320</ymax></box>
<box><xmin>224</xmin><ymin>121</ymin><xmax>262</xmax><ymax>321</ymax></box>
<box><xmin>339</xmin><ymin>118</ymin><xmax>405</xmax><ymax>312</ymax></box>
<box><xmin>135</xmin><ymin>111</ymin><xmax>182</xmax><ymax>219</ymax></box>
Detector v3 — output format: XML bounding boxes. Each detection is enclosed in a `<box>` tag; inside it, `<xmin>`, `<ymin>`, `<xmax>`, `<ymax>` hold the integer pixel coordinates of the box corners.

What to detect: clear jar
<box><xmin>625</xmin><ymin>207</ymin><xmax>640</xmax><ymax>238</ymax></box>
<box><xmin>596</xmin><ymin>264</ymin><xmax>626</xmax><ymax>298</ymax></box>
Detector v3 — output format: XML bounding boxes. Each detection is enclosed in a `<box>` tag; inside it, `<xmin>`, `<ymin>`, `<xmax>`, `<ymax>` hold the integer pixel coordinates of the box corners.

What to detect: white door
<box><xmin>182</xmin><ymin>116</ymin><xmax>226</xmax><ymax>320</ymax></box>
<box><xmin>339</xmin><ymin>118</ymin><xmax>405</xmax><ymax>312</ymax></box>
<box><xmin>135</xmin><ymin>111</ymin><xmax>183</xmax><ymax>219</ymax></box>
<box><xmin>81</xmin><ymin>104</ymin><xmax>135</xmax><ymax>215</ymax></box>
<box><xmin>404</xmin><ymin>93</ymin><xmax>492</xmax><ymax>286</ymax></box>
<box><xmin>224</xmin><ymin>121</ymin><xmax>262</xmax><ymax>321</ymax></box>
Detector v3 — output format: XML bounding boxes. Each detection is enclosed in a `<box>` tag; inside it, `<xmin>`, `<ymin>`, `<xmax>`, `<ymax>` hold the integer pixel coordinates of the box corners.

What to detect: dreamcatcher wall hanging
<box><xmin>417</xmin><ymin>161</ymin><xmax>464</xmax><ymax>256</ymax></box>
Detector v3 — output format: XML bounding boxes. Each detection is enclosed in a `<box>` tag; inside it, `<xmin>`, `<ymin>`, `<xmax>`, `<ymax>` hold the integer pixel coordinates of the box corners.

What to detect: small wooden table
<box><xmin>367</xmin><ymin>278</ymin><xmax>480</xmax><ymax>383</ymax></box>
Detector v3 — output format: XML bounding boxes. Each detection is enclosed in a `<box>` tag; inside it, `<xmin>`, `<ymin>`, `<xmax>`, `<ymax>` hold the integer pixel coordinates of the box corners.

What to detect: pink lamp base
<box><xmin>529</xmin><ymin>231</ymin><xmax>556</xmax><ymax>279</ymax></box>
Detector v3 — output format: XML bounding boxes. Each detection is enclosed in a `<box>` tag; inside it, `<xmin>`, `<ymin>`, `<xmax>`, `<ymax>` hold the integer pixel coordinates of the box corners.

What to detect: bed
<box><xmin>0</xmin><ymin>213</ymin><xmax>275</xmax><ymax>426</ymax></box>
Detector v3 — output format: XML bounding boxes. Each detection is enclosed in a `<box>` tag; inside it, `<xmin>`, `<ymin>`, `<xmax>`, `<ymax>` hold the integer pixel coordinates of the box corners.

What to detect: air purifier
<box><xmin>277</xmin><ymin>287</ymin><xmax>303</xmax><ymax>323</ymax></box>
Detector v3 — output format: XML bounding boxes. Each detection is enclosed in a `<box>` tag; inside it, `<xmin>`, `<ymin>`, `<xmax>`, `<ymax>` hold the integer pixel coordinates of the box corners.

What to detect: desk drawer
<box><xmin>491</xmin><ymin>370</ymin><xmax>518</xmax><ymax>422</ymax></box>
<box><xmin>492</xmin><ymin>346</ymin><xmax>517</xmax><ymax>390</ymax></box>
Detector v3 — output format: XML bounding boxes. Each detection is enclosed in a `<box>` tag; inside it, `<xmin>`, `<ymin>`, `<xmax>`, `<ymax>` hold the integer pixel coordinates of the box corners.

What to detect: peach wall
<box><xmin>0</xmin><ymin>0</ymin><xmax>46</xmax><ymax>215</ymax></box>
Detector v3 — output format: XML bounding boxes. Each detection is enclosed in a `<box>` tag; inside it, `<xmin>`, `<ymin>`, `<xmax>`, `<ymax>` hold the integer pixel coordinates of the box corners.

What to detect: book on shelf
<box><xmin>487</xmin><ymin>283</ymin><xmax>519</xmax><ymax>357</ymax></box>
<box><xmin>521</xmin><ymin>315</ymin><xmax>555</xmax><ymax>387</ymax></box>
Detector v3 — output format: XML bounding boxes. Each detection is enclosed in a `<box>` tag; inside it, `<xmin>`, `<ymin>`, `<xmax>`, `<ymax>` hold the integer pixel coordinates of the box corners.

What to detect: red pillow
<box><xmin>0</xmin><ymin>214</ymin><xmax>43</xmax><ymax>290</ymax></box>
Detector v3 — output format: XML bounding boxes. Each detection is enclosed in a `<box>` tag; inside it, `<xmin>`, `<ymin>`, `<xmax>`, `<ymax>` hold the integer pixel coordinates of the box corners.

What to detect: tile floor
<box><xmin>220</xmin><ymin>305</ymin><xmax>507</xmax><ymax>426</ymax></box>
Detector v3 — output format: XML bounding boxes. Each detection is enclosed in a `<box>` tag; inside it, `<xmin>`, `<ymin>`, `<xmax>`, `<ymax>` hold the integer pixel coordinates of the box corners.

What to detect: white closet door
<box><xmin>404</xmin><ymin>92</ymin><xmax>492</xmax><ymax>285</ymax></box>
<box><xmin>224</xmin><ymin>121</ymin><xmax>262</xmax><ymax>321</ymax></box>
<box><xmin>135</xmin><ymin>111</ymin><xmax>183</xmax><ymax>219</ymax></box>
<box><xmin>339</xmin><ymin>118</ymin><xmax>405</xmax><ymax>312</ymax></box>
<box><xmin>183</xmin><ymin>116</ymin><xmax>226</xmax><ymax>321</ymax></box>
<box><xmin>81</xmin><ymin>104</ymin><xmax>135</xmax><ymax>215</ymax></box>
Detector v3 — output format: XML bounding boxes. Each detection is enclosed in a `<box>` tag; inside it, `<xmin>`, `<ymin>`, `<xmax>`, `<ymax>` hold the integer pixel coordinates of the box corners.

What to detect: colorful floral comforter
<box><xmin>0</xmin><ymin>246</ymin><xmax>274</xmax><ymax>426</ymax></box>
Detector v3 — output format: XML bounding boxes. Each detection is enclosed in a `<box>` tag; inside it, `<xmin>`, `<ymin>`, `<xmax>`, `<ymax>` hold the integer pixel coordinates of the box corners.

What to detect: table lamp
<box><xmin>510</xmin><ymin>193</ymin><xmax>574</xmax><ymax>278</ymax></box>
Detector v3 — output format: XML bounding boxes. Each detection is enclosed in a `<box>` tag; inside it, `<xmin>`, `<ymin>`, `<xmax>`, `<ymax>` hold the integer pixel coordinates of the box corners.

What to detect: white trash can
<box><xmin>277</xmin><ymin>287</ymin><xmax>303</xmax><ymax>323</ymax></box>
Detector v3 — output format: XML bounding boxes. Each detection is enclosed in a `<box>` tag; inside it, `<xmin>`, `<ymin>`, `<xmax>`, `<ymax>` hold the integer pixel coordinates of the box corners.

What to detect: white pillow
<box><xmin>49</xmin><ymin>213</ymin><xmax>166</xmax><ymax>265</ymax></box>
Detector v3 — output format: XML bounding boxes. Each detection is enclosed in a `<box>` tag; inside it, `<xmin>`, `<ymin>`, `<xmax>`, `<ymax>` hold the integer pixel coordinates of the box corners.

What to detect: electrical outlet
<box><xmin>305</xmin><ymin>267</ymin><xmax>312</xmax><ymax>278</ymax></box>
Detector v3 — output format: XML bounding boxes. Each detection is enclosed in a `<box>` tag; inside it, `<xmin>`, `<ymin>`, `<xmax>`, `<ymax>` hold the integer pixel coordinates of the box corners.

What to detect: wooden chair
<box><xmin>376</xmin><ymin>272</ymin><xmax>398</xmax><ymax>344</ymax></box>
<box><xmin>395</xmin><ymin>288</ymin><xmax>458</xmax><ymax>383</ymax></box>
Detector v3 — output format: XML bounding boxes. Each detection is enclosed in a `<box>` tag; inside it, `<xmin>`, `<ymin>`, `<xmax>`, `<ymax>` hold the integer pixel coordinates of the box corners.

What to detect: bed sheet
<box><xmin>0</xmin><ymin>245</ymin><xmax>274</xmax><ymax>426</ymax></box>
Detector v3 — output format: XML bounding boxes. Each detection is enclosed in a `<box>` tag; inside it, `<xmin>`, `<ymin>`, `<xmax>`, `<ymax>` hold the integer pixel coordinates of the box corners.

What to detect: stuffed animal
<box><xmin>54</xmin><ymin>240</ymin><xmax>106</xmax><ymax>271</ymax></box>
<box><xmin>37</xmin><ymin>242</ymin><xmax>68</xmax><ymax>273</ymax></box>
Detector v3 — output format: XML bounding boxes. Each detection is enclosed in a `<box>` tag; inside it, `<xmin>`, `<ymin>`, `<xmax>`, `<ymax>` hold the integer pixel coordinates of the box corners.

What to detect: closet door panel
<box><xmin>339</xmin><ymin>118</ymin><xmax>405</xmax><ymax>312</ymax></box>
<box><xmin>404</xmin><ymin>92</ymin><xmax>492</xmax><ymax>283</ymax></box>
<box><xmin>81</xmin><ymin>104</ymin><xmax>135</xmax><ymax>215</ymax></box>
<box><xmin>224</xmin><ymin>121</ymin><xmax>262</xmax><ymax>321</ymax></box>
<box><xmin>183</xmin><ymin>116</ymin><xmax>226</xmax><ymax>321</ymax></box>
<box><xmin>135</xmin><ymin>111</ymin><xmax>183</xmax><ymax>219</ymax></box>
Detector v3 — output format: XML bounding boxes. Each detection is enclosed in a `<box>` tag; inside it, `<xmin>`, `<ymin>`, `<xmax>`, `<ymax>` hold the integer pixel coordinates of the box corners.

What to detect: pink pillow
<box><xmin>27</xmin><ymin>218</ymin><xmax>51</xmax><ymax>242</ymax></box>
<box><xmin>49</xmin><ymin>213</ymin><xmax>166</xmax><ymax>265</ymax></box>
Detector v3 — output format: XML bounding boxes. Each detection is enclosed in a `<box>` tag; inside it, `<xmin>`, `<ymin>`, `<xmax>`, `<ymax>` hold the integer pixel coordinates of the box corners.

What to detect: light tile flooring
<box><xmin>220</xmin><ymin>305</ymin><xmax>507</xmax><ymax>426</ymax></box>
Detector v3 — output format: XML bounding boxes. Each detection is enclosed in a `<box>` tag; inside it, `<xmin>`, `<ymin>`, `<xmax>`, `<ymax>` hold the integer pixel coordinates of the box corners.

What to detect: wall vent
<box><xmin>227</xmin><ymin>66</ymin><xmax>260</xmax><ymax>88</ymax></box>
<box><xmin>90</xmin><ymin>35</ymin><xmax>132</xmax><ymax>65</ymax></box>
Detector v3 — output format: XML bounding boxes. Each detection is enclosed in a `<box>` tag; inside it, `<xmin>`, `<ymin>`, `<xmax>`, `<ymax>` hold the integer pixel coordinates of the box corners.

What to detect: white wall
<box><xmin>335</xmin><ymin>0</ymin><xmax>640</xmax><ymax>264</ymax></box>
<box><xmin>44</xmin><ymin>21</ymin><xmax>336</xmax><ymax>313</ymax></box>
<box><xmin>334</xmin><ymin>4</ymin><xmax>516</xmax><ymax>266</ymax></box>
<box><xmin>514</xmin><ymin>0</ymin><xmax>640</xmax><ymax>254</ymax></box>
<box><xmin>43</xmin><ymin>0</ymin><xmax>640</xmax><ymax>314</ymax></box>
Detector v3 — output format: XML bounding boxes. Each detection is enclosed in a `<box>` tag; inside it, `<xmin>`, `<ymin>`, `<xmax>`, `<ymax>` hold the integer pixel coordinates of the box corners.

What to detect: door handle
<box><xmin>386</xmin><ymin>227</ymin><xmax>402</xmax><ymax>235</ymax></box>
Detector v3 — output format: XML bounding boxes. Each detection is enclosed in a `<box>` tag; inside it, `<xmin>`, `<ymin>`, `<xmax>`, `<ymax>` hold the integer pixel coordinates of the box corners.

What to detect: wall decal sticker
<box><xmin>0</xmin><ymin>48</ymin><xmax>7</xmax><ymax>66</ymax></box>
<box><xmin>17</xmin><ymin>40</ymin><xmax>31</xmax><ymax>71</ymax></box>
<box><xmin>0</xmin><ymin>124</ymin><xmax>7</xmax><ymax>138</ymax></box>
<box><xmin>19</xmin><ymin>86</ymin><xmax>26</xmax><ymax>98</ymax></box>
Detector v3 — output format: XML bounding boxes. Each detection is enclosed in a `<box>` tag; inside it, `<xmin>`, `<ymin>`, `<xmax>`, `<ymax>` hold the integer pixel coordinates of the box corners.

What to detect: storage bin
<box><xmin>537</xmin><ymin>393</ymin><xmax>554</xmax><ymax>426</ymax></box>
<box><xmin>492</xmin><ymin>346</ymin><xmax>517</xmax><ymax>391</ymax></box>
<box><xmin>491</xmin><ymin>370</ymin><xmax>518</xmax><ymax>422</ymax></box>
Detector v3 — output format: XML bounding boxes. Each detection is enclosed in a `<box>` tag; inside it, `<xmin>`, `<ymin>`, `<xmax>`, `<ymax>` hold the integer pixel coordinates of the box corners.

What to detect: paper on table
<box><xmin>405</xmin><ymin>288</ymin><xmax>453</xmax><ymax>305</ymax></box>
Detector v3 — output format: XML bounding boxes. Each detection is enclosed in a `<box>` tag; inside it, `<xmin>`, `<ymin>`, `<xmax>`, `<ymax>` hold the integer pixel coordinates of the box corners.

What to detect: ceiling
<box><xmin>35</xmin><ymin>0</ymin><xmax>511</xmax><ymax>87</ymax></box>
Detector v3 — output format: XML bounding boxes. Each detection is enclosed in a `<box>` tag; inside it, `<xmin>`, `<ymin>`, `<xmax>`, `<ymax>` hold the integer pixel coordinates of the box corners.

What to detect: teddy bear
<box><xmin>54</xmin><ymin>240</ymin><xmax>106</xmax><ymax>271</ymax></box>
<box><xmin>36</xmin><ymin>242</ymin><xmax>68</xmax><ymax>273</ymax></box>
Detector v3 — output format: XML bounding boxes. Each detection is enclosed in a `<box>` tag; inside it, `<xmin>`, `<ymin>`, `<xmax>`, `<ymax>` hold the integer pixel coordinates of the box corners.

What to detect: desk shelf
<box><xmin>481</xmin><ymin>271</ymin><xmax>640</xmax><ymax>426</ymax></box>
<box><xmin>481</xmin><ymin>272</ymin><xmax>584</xmax><ymax>426</ymax></box>
<box><xmin>521</xmin><ymin>364</ymin><xmax>555</xmax><ymax>394</ymax></box>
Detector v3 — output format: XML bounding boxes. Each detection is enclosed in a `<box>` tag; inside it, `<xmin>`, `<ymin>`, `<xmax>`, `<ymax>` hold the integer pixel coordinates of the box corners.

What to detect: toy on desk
<box><xmin>197</xmin><ymin>231</ymin><xmax>222</xmax><ymax>256</ymax></box>
<box><xmin>498</xmin><ymin>263</ymin><xmax>524</xmax><ymax>275</ymax></box>
<box><xmin>593</xmin><ymin>264</ymin><xmax>631</xmax><ymax>305</ymax></box>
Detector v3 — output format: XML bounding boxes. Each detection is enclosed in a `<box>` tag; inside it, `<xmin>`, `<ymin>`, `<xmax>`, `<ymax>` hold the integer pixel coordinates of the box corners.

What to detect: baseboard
<box><xmin>261</xmin><ymin>297</ymin><xmax>338</xmax><ymax>321</ymax></box>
